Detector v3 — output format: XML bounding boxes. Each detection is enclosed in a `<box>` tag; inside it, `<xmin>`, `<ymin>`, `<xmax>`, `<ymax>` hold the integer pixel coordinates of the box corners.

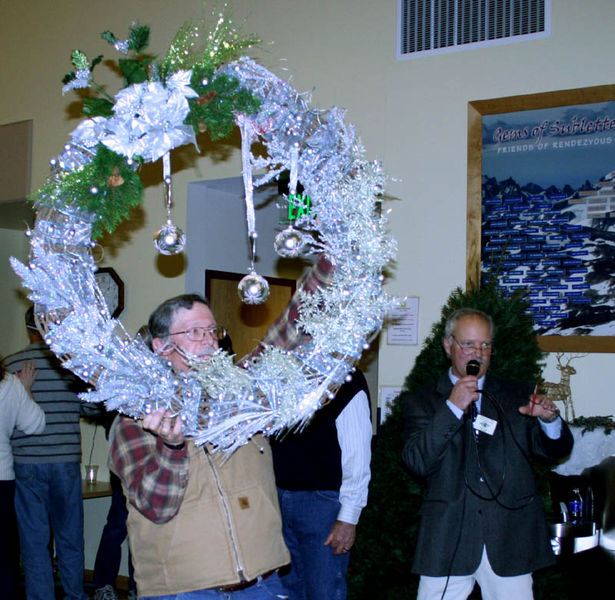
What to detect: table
<box><xmin>82</xmin><ymin>479</ymin><xmax>112</xmax><ymax>499</ymax></box>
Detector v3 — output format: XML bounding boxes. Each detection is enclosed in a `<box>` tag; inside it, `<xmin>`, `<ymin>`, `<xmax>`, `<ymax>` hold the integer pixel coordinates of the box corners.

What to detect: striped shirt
<box><xmin>5</xmin><ymin>342</ymin><xmax>86</xmax><ymax>464</ymax></box>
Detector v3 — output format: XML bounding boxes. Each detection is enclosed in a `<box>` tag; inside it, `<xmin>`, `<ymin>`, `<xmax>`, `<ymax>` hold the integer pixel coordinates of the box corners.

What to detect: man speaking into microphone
<box><xmin>401</xmin><ymin>308</ymin><xmax>573</xmax><ymax>600</ymax></box>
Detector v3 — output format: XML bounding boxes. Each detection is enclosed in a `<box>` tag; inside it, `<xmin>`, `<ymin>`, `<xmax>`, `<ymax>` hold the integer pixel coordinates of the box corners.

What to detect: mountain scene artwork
<box><xmin>481</xmin><ymin>100</ymin><xmax>615</xmax><ymax>336</ymax></box>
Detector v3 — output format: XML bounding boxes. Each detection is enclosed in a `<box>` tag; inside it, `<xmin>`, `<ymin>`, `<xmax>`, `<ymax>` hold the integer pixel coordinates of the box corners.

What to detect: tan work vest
<box><xmin>127</xmin><ymin>435</ymin><xmax>289</xmax><ymax>597</ymax></box>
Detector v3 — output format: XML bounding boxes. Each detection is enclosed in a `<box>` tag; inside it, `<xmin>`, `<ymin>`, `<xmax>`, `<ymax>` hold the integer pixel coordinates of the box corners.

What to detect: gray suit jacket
<box><xmin>401</xmin><ymin>373</ymin><xmax>573</xmax><ymax>577</ymax></box>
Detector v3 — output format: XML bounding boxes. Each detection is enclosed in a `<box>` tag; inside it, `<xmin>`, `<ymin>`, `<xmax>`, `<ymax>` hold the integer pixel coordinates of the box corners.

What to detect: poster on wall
<box><xmin>467</xmin><ymin>85</ymin><xmax>615</xmax><ymax>352</ymax></box>
<box><xmin>386</xmin><ymin>297</ymin><xmax>419</xmax><ymax>345</ymax></box>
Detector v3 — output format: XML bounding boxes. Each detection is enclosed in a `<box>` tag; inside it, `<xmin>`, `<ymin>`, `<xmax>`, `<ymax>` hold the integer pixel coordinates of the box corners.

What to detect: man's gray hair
<box><xmin>444</xmin><ymin>308</ymin><xmax>494</xmax><ymax>341</ymax></box>
<box><xmin>148</xmin><ymin>294</ymin><xmax>210</xmax><ymax>340</ymax></box>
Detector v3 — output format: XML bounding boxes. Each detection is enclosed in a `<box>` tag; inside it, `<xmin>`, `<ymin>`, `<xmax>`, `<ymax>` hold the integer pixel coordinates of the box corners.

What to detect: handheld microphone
<box><xmin>466</xmin><ymin>360</ymin><xmax>480</xmax><ymax>377</ymax></box>
<box><xmin>466</xmin><ymin>360</ymin><xmax>480</xmax><ymax>426</ymax></box>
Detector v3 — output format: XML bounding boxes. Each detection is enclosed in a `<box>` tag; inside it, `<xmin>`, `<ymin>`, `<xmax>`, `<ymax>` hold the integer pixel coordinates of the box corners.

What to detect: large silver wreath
<box><xmin>11</xmin><ymin>17</ymin><xmax>397</xmax><ymax>453</ymax></box>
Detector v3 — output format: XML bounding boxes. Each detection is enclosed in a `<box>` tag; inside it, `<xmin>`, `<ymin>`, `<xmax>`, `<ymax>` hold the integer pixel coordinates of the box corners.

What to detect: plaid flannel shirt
<box><xmin>109</xmin><ymin>415</ymin><xmax>189</xmax><ymax>523</ymax></box>
<box><xmin>110</xmin><ymin>255</ymin><xmax>334</xmax><ymax>519</ymax></box>
<box><xmin>253</xmin><ymin>255</ymin><xmax>334</xmax><ymax>354</ymax></box>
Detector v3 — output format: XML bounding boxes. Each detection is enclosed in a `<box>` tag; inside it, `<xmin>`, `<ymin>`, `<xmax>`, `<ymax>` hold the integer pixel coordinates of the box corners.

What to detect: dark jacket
<box><xmin>401</xmin><ymin>372</ymin><xmax>573</xmax><ymax>577</ymax></box>
<box><xmin>271</xmin><ymin>369</ymin><xmax>369</xmax><ymax>491</ymax></box>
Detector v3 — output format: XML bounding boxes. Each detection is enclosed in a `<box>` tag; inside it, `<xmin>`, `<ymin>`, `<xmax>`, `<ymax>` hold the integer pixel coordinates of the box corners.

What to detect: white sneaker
<box><xmin>94</xmin><ymin>585</ymin><xmax>118</xmax><ymax>600</ymax></box>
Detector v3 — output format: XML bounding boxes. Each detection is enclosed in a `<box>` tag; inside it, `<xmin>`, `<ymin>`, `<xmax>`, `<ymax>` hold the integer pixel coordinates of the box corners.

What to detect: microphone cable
<box><xmin>438</xmin><ymin>418</ymin><xmax>471</xmax><ymax>600</ymax></box>
<box><xmin>463</xmin><ymin>388</ymin><xmax>538</xmax><ymax>511</ymax></box>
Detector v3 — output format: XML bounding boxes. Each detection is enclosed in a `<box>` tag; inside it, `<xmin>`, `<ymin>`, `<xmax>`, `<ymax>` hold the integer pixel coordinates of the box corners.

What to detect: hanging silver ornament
<box><xmin>238</xmin><ymin>271</ymin><xmax>270</xmax><ymax>304</ymax></box>
<box><xmin>153</xmin><ymin>156</ymin><xmax>185</xmax><ymax>255</ymax></box>
<box><xmin>274</xmin><ymin>226</ymin><xmax>307</xmax><ymax>258</ymax></box>
<box><xmin>153</xmin><ymin>220</ymin><xmax>186</xmax><ymax>255</ymax></box>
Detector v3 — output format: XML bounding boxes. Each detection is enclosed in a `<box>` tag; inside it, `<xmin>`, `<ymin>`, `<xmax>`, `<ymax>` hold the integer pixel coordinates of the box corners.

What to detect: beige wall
<box><xmin>0</xmin><ymin>227</ymin><xmax>30</xmax><ymax>350</ymax></box>
<box><xmin>2</xmin><ymin>0</ymin><xmax>615</xmax><ymax>460</ymax></box>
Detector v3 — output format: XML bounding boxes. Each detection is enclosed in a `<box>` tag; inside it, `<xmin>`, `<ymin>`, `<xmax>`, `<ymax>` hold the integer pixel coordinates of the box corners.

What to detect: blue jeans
<box><xmin>0</xmin><ymin>479</ymin><xmax>21</xmax><ymax>599</ymax></box>
<box><xmin>140</xmin><ymin>571</ymin><xmax>289</xmax><ymax>600</ymax></box>
<box><xmin>93</xmin><ymin>473</ymin><xmax>136</xmax><ymax>592</ymax></box>
<box><xmin>14</xmin><ymin>462</ymin><xmax>87</xmax><ymax>600</ymax></box>
<box><xmin>276</xmin><ymin>489</ymin><xmax>349</xmax><ymax>600</ymax></box>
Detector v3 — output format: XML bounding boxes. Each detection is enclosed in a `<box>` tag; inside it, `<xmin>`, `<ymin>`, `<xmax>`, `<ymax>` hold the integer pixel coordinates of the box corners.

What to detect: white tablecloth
<box><xmin>553</xmin><ymin>426</ymin><xmax>615</xmax><ymax>476</ymax></box>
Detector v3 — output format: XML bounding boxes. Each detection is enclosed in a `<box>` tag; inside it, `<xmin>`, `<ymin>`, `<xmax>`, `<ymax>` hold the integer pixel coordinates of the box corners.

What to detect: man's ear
<box><xmin>442</xmin><ymin>337</ymin><xmax>451</xmax><ymax>359</ymax></box>
<box><xmin>152</xmin><ymin>337</ymin><xmax>172</xmax><ymax>355</ymax></box>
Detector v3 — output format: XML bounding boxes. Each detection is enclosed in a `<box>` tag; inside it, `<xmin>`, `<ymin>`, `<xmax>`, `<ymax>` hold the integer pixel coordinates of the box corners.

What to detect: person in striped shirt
<box><xmin>6</xmin><ymin>306</ymin><xmax>94</xmax><ymax>600</ymax></box>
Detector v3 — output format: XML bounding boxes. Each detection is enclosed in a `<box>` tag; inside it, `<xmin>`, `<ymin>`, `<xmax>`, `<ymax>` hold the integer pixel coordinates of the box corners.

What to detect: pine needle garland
<box><xmin>42</xmin><ymin>12</ymin><xmax>262</xmax><ymax>238</ymax></box>
<box><xmin>31</xmin><ymin>146</ymin><xmax>144</xmax><ymax>239</ymax></box>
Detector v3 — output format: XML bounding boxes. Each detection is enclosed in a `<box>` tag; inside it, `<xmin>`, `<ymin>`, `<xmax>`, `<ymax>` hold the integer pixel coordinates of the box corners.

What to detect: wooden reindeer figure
<box><xmin>540</xmin><ymin>353</ymin><xmax>585</xmax><ymax>422</ymax></box>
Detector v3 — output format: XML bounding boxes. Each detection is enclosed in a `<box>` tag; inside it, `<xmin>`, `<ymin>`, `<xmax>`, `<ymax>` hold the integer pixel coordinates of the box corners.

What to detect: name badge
<box><xmin>474</xmin><ymin>414</ymin><xmax>497</xmax><ymax>436</ymax></box>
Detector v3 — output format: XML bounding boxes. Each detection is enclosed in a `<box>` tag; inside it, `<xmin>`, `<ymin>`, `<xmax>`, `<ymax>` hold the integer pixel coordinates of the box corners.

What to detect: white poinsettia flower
<box><xmin>70</xmin><ymin>117</ymin><xmax>108</xmax><ymax>148</ymax></box>
<box><xmin>165</xmin><ymin>70</ymin><xmax>198</xmax><ymax>98</ymax></box>
<box><xmin>138</xmin><ymin>92</ymin><xmax>196</xmax><ymax>162</ymax></box>
<box><xmin>99</xmin><ymin>75</ymin><xmax>198</xmax><ymax>162</ymax></box>
<box><xmin>141</xmin><ymin>81</ymin><xmax>173</xmax><ymax>111</ymax></box>
<box><xmin>113</xmin><ymin>82</ymin><xmax>148</xmax><ymax>117</ymax></box>
<box><xmin>140</xmin><ymin>125</ymin><xmax>196</xmax><ymax>162</ymax></box>
<box><xmin>101</xmin><ymin>117</ymin><xmax>146</xmax><ymax>158</ymax></box>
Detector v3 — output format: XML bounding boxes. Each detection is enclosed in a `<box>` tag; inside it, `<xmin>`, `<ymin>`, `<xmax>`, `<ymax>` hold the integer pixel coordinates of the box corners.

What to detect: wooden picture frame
<box><xmin>205</xmin><ymin>270</ymin><xmax>296</xmax><ymax>359</ymax></box>
<box><xmin>467</xmin><ymin>84</ymin><xmax>615</xmax><ymax>352</ymax></box>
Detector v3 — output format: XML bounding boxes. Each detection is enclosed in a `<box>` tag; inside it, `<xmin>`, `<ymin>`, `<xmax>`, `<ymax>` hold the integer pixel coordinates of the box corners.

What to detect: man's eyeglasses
<box><xmin>451</xmin><ymin>335</ymin><xmax>493</xmax><ymax>354</ymax></box>
<box><xmin>169</xmin><ymin>326</ymin><xmax>219</xmax><ymax>342</ymax></box>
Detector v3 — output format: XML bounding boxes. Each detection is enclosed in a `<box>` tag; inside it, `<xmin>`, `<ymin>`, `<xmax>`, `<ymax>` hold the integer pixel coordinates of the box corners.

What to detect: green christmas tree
<box><xmin>347</xmin><ymin>281</ymin><xmax>569</xmax><ymax>599</ymax></box>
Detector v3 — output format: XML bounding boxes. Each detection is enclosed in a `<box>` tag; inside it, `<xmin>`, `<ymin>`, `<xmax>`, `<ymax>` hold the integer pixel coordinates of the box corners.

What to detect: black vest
<box><xmin>271</xmin><ymin>369</ymin><xmax>370</xmax><ymax>491</ymax></box>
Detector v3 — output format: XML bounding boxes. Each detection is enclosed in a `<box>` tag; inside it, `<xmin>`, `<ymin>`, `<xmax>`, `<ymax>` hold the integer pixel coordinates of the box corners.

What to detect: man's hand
<box><xmin>519</xmin><ymin>391</ymin><xmax>560</xmax><ymax>423</ymax></box>
<box><xmin>449</xmin><ymin>376</ymin><xmax>480</xmax><ymax>413</ymax></box>
<box><xmin>324</xmin><ymin>520</ymin><xmax>356</xmax><ymax>555</ymax></box>
<box><xmin>17</xmin><ymin>360</ymin><xmax>38</xmax><ymax>391</ymax></box>
<box><xmin>143</xmin><ymin>409</ymin><xmax>185</xmax><ymax>447</ymax></box>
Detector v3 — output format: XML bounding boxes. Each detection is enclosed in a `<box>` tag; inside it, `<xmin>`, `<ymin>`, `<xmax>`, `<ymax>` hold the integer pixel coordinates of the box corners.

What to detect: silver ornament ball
<box><xmin>153</xmin><ymin>221</ymin><xmax>186</xmax><ymax>255</ymax></box>
<box><xmin>238</xmin><ymin>271</ymin><xmax>270</xmax><ymax>305</ymax></box>
<box><xmin>274</xmin><ymin>226</ymin><xmax>307</xmax><ymax>258</ymax></box>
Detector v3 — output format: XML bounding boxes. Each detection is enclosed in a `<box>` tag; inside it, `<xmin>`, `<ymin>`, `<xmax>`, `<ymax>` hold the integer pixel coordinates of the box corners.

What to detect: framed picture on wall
<box><xmin>205</xmin><ymin>270</ymin><xmax>297</xmax><ymax>359</ymax></box>
<box><xmin>467</xmin><ymin>84</ymin><xmax>615</xmax><ymax>352</ymax></box>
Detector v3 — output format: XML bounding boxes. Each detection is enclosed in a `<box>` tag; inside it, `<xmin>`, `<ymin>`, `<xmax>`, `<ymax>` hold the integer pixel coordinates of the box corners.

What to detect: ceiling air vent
<box><xmin>397</xmin><ymin>0</ymin><xmax>549</xmax><ymax>59</ymax></box>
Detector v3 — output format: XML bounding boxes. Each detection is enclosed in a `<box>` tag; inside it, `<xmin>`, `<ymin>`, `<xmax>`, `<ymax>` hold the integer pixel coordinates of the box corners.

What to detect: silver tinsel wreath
<box><xmin>11</xmin><ymin>21</ymin><xmax>398</xmax><ymax>454</ymax></box>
